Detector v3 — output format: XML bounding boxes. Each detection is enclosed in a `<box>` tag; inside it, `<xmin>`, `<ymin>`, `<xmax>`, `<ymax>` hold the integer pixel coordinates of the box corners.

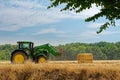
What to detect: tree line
<box><xmin>1</xmin><ymin>42</ymin><xmax>120</xmax><ymax>60</ymax></box>
<box><xmin>55</xmin><ymin>41</ymin><xmax>120</xmax><ymax>60</ymax></box>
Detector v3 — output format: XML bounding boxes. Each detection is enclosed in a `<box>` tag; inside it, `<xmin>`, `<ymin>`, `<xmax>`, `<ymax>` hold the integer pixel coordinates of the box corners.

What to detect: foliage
<box><xmin>1</xmin><ymin>42</ymin><xmax>120</xmax><ymax>60</ymax></box>
<box><xmin>55</xmin><ymin>41</ymin><xmax>120</xmax><ymax>60</ymax></box>
<box><xmin>0</xmin><ymin>44</ymin><xmax>17</xmax><ymax>60</ymax></box>
<box><xmin>48</xmin><ymin>0</ymin><xmax>120</xmax><ymax>33</ymax></box>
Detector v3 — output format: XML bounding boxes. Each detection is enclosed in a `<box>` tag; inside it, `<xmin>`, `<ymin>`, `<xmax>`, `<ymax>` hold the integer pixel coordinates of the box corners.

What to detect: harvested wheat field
<box><xmin>0</xmin><ymin>60</ymin><xmax>120</xmax><ymax>80</ymax></box>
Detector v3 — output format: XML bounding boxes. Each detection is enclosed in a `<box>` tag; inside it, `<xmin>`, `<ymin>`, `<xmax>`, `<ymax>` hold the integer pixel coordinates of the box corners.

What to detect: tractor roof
<box><xmin>17</xmin><ymin>41</ymin><xmax>34</xmax><ymax>44</ymax></box>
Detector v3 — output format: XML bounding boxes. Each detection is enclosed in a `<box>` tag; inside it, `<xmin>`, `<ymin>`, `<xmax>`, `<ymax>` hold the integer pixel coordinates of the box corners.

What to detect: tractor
<box><xmin>11</xmin><ymin>41</ymin><xmax>61</xmax><ymax>63</ymax></box>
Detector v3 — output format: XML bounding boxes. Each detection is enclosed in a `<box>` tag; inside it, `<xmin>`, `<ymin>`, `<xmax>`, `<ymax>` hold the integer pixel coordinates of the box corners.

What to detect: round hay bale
<box><xmin>77</xmin><ymin>53</ymin><xmax>93</xmax><ymax>63</ymax></box>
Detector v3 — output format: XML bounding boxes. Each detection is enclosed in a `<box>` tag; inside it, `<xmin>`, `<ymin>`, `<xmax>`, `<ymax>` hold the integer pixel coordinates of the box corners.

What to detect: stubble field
<box><xmin>0</xmin><ymin>60</ymin><xmax>120</xmax><ymax>80</ymax></box>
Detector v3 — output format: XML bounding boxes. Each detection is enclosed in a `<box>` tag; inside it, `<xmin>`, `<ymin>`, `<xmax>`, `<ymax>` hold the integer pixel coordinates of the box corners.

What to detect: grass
<box><xmin>0</xmin><ymin>60</ymin><xmax>120</xmax><ymax>80</ymax></box>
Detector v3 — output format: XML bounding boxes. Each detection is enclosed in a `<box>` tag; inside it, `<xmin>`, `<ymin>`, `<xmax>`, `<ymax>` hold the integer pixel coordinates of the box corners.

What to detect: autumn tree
<box><xmin>48</xmin><ymin>0</ymin><xmax>120</xmax><ymax>33</ymax></box>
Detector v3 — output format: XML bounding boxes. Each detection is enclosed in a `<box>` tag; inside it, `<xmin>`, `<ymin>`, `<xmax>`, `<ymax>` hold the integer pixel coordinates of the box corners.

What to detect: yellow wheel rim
<box><xmin>38</xmin><ymin>57</ymin><xmax>46</xmax><ymax>63</ymax></box>
<box><xmin>14</xmin><ymin>53</ymin><xmax>25</xmax><ymax>64</ymax></box>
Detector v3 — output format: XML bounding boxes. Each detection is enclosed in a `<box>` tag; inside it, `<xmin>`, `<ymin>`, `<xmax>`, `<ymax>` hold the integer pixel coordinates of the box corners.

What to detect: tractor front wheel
<box><xmin>37</xmin><ymin>56</ymin><xmax>47</xmax><ymax>63</ymax></box>
<box><xmin>11</xmin><ymin>51</ymin><xmax>27</xmax><ymax>64</ymax></box>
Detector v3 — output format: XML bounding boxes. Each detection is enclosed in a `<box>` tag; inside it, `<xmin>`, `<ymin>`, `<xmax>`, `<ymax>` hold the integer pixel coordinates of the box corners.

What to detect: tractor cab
<box><xmin>17</xmin><ymin>41</ymin><xmax>34</xmax><ymax>53</ymax></box>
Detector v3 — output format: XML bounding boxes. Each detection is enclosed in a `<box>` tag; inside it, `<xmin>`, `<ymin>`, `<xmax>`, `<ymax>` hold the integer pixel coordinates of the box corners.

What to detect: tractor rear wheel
<box><xmin>11</xmin><ymin>51</ymin><xmax>27</xmax><ymax>64</ymax></box>
<box><xmin>37</xmin><ymin>56</ymin><xmax>47</xmax><ymax>63</ymax></box>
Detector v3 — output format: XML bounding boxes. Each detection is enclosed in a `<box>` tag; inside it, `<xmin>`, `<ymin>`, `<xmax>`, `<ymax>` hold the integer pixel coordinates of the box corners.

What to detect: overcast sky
<box><xmin>0</xmin><ymin>0</ymin><xmax>120</xmax><ymax>46</ymax></box>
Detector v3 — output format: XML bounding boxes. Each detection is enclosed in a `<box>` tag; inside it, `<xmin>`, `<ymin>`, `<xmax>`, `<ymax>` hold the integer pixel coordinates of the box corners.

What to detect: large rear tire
<box><xmin>37</xmin><ymin>56</ymin><xmax>47</xmax><ymax>63</ymax></box>
<box><xmin>11</xmin><ymin>51</ymin><xmax>27</xmax><ymax>64</ymax></box>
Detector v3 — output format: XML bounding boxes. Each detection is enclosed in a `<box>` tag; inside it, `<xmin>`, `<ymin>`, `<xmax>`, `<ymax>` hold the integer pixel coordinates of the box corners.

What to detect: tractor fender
<box><xmin>11</xmin><ymin>49</ymin><xmax>28</xmax><ymax>61</ymax></box>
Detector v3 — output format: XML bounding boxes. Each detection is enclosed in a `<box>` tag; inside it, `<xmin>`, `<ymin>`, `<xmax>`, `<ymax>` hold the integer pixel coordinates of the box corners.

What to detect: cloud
<box><xmin>79</xmin><ymin>31</ymin><xmax>97</xmax><ymax>38</ymax></box>
<box><xmin>116</xmin><ymin>21</ymin><xmax>120</xmax><ymax>26</ymax></box>
<box><xmin>58</xmin><ymin>30</ymin><xmax>120</xmax><ymax>41</ymax></box>
<box><xmin>53</xmin><ymin>4</ymin><xmax>101</xmax><ymax>19</ymax></box>
<box><xmin>100</xmin><ymin>31</ymin><xmax>120</xmax><ymax>35</ymax></box>
<box><xmin>57</xmin><ymin>30</ymin><xmax>98</xmax><ymax>41</ymax></box>
<box><xmin>0</xmin><ymin>1</ymin><xmax>57</xmax><ymax>31</ymax></box>
<box><xmin>78</xmin><ymin>31</ymin><xmax>120</xmax><ymax>39</ymax></box>
<box><xmin>77</xmin><ymin>31</ymin><xmax>120</xmax><ymax>40</ymax></box>
<box><xmin>87</xmin><ymin>23</ymin><xmax>104</xmax><ymax>29</ymax></box>
<box><xmin>34</xmin><ymin>28</ymin><xmax>65</xmax><ymax>35</ymax></box>
<box><xmin>0</xmin><ymin>0</ymin><xmax>100</xmax><ymax>31</ymax></box>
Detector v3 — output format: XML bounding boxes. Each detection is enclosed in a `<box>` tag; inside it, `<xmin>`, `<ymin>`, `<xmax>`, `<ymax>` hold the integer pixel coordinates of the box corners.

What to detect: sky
<box><xmin>0</xmin><ymin>0</ymin><xmax>120</xmax><ymax>46</ymax></box>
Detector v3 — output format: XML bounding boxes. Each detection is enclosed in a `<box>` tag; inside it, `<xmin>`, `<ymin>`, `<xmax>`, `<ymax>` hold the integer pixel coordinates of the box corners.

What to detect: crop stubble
<box><xmin>0</xmin><ymin>60</ymin><xmax>120</xmax><ymax>80</ymax></box>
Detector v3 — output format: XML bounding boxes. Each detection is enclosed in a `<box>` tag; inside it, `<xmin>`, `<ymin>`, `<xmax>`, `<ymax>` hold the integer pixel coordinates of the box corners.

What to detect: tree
<box><xmin>0</xmin><ymin>44</ymin><xmax>17</xmax><ymax>60</ymax></box>
<box><xmin>48</xmin><ymin>0</ymin><xmax>120</xmax><ymax>33</ymax></box>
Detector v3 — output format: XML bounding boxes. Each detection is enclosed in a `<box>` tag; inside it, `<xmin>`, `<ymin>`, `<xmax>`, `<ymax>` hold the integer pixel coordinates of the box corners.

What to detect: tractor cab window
<box><xmin>23</xmin><ymin>43</ymin><xmax>30</xmax><ymax>49</ymax></box>
<box><xmin>19</xmin><ymin>43</ymin><xmax>30</xmax><ymax>49</ymax></box>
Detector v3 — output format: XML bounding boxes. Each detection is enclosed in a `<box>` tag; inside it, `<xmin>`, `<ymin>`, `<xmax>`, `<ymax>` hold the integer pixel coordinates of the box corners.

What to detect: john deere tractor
<box><xmin>11</xmin><ymin>41</ymin><xmax>61</xmax><ymax>63</ymax></box>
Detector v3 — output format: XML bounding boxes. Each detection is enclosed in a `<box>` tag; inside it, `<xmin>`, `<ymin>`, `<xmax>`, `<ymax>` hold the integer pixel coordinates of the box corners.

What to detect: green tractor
<box><xmin>11</xmin><ymin>41</ymin><xmax>61</xmax><ymax>63</ymax></box>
